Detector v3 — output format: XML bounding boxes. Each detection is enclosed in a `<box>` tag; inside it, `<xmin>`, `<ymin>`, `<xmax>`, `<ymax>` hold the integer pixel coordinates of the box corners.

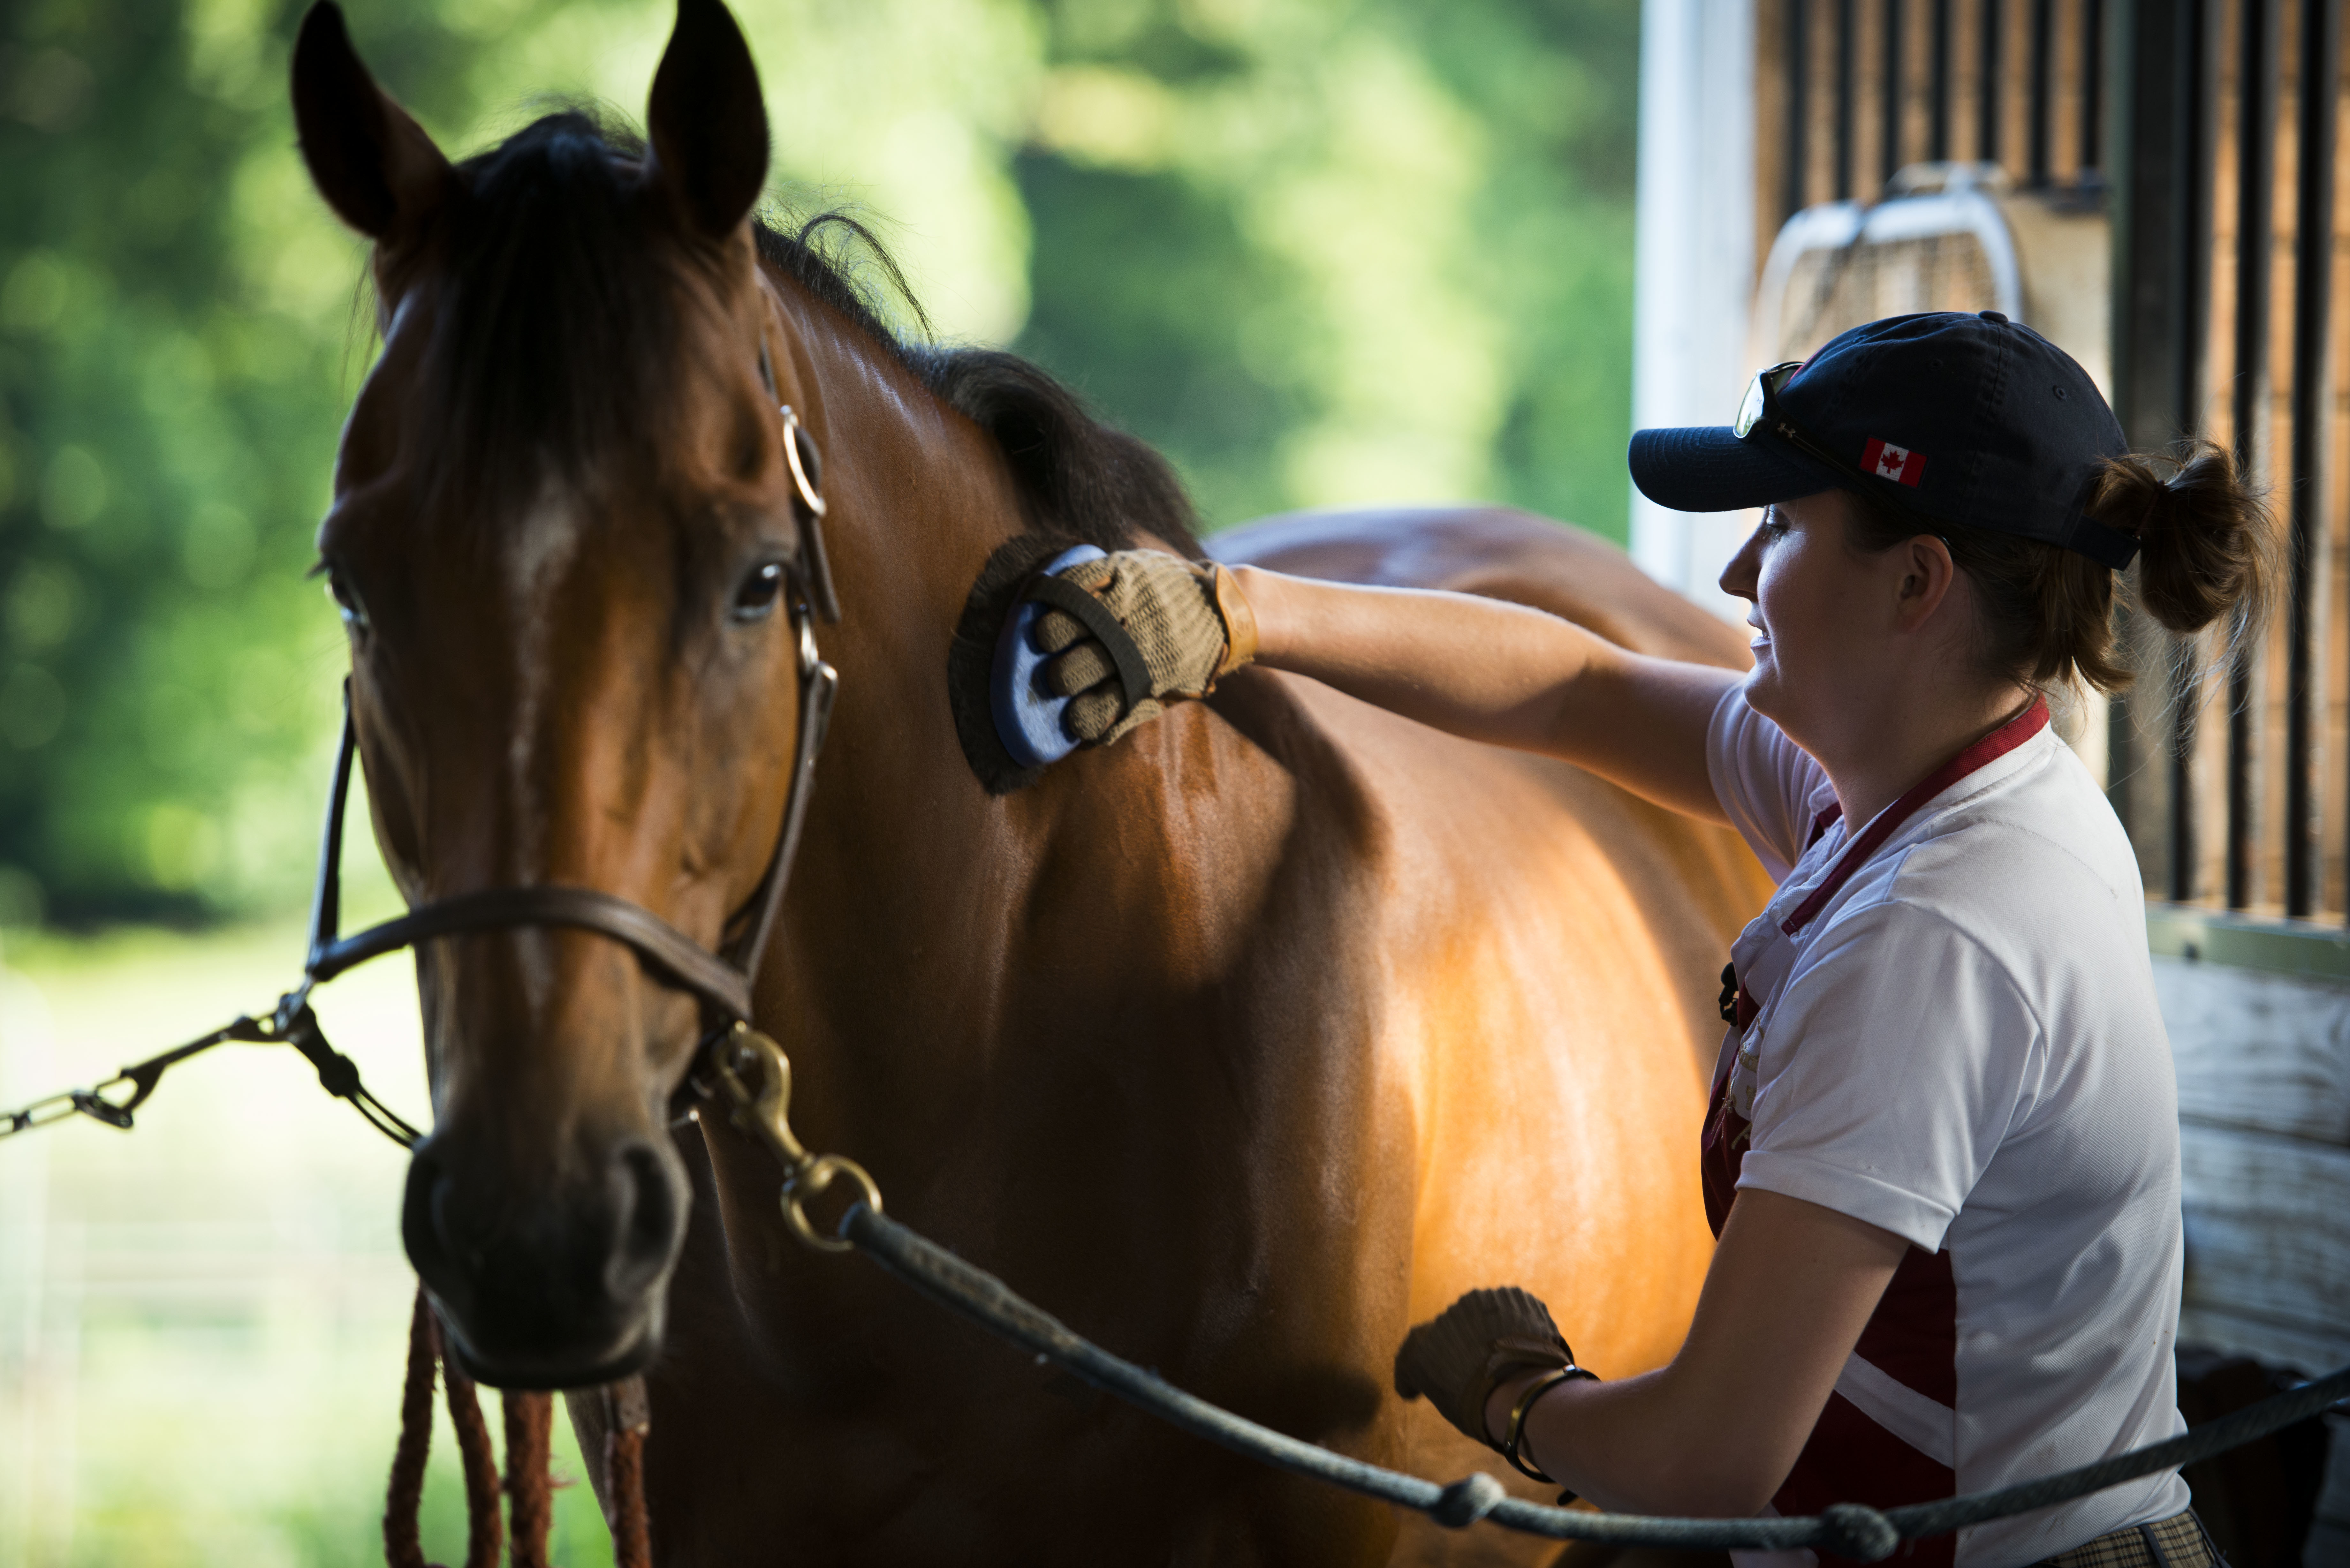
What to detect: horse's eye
<box><xmin>731</xmin><ymin>561</ymin><xmax>785</xmax><ymax>623</ymax></box>
<box><xmin>326</xmin><ymin>569</ymin><xmax>370</xmax><ymax>632</ymax></box>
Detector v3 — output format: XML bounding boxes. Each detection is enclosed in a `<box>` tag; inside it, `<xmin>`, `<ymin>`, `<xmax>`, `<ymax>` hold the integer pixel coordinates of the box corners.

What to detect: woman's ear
<box><xmin>1892</xmin><ymin>534</ymin><xmax>1960</xmax><ymax>631</ymax></box>
<box><xmin>645</xmin><ymin>0</ymin><xmax>771</xmax><ymax>241</ymax></box>
<box><xmin>290</xmin><ymin>2</ymin><xmax>453</xmax><ymax>244</ymax></box>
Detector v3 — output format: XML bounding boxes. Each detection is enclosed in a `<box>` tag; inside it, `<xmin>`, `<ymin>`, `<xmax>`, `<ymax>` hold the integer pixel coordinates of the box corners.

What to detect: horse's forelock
<box><xmin>406</xmin><ymin>111</ymin><xmax>689</xmax><ymax>520</ymax></box>
<box><xmin>393</xmin><ymin>108</ymin><xmax>1199</xmax><ymax>555</ymax></box>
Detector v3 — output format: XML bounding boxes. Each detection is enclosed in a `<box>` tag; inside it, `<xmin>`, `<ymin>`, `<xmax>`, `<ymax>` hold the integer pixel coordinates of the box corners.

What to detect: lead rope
<box><xmin>600</xmin><ymin>1376</ymin><xmax>655</xmax><ymax>1565</ymax></box>
<box><xmin>383</xmin><ymin>1291</ymin><xmax>438</xmax><ymax>1568</ymax></box>
<box><xmin>503</xmin><ymin>1392</ymin><xmax>554</xmax><ymax>1568</ymax></box>
<box><xmin>708</xmin><ymin>1026</ymin><xmax>2350</xmax><ymax>1558</ymax></box>
<box><xmin>384</xmin><ymin>1286</ymin><xmax>504</xmax><ymax>1568</ymax></box>
<box><xmin>444</xmin><ymin>1355</ymin><xmax>503</xmax><ymax>1568</ymax></box>
<box><xmin>384</xmin><ymin>1286</ymin><xmax>651</xmax><ymax>1567</ymax></box>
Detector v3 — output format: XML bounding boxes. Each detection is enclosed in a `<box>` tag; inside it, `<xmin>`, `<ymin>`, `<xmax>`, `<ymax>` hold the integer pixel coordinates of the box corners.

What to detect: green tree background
<box><xmin>0</xmin><ymin>0</ymin><xmax>1640</xmax><ymax>927</ymax></box>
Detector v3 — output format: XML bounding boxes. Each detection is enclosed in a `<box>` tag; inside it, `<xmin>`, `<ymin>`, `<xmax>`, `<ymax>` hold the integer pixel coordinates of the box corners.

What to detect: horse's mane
<box><xmin>419</xmin><ymin>109</ymin><xmax>1199</xmax><ymax>556</ymax></box>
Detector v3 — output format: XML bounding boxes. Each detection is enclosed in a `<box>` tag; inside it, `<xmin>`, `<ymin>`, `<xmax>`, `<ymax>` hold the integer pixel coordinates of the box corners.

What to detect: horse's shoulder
<box><xmin>1212</xmin><ymin>506</ymin><xmax>1751</xmax><ymax>670</ymax></box>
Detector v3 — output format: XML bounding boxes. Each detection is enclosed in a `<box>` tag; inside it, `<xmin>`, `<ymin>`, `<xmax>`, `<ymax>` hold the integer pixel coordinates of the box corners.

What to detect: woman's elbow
<box><xmin>1584</xmin><ymin>1452</ymin><xmax>1789</xmax><ymax>1520</ymax></box>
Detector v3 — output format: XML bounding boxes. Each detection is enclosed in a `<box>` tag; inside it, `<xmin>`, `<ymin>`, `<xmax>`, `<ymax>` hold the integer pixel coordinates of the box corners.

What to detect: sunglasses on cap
<box><xmin>1737</xmin><ymin>359</ymin><xmax>1960</xmax><ymax>546</ymax></box>
<box><xmin>1733</xmin><ymin>360</ymin><xmax>1804</xmax><ymax>441</ymax></box>
<box><xmin>1734</xmin><ymin>358</ymin><xmax>1887</xmax><ymax>490</ymax></box>
<box><xmin>1696</xmin><ymin>314</ymin><xmax>2142</xmax><ymax>569</ymax></box>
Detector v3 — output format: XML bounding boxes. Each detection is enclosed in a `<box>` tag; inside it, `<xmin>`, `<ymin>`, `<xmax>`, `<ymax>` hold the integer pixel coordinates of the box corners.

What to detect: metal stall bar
<box><xmin>2111</xmin><ymin>0</ymin><xmax>2216</xmax><ymax>890</ymax></box>
<box><xmin>1981</xmin><ymin>0</ymin><xmax>2006</xmax><ymax>162</ymax></box>
<box><xmin>1885</xmin><ymin>0</ymin><xmax>1908</xmax><ymax>185</ymax></box>
<box><xmin>1932</xmin><ymin>0</ymin><xmax>1954</xmax><ymax>158</ymax></box>
<box><xmin>2291</xmin><ymin>0</ymin><xmax>2344</xmax><ymax>917</ymax></box>
<box><xmin>2030</xmin><ymin>0</ymin><xmax>2057</xmax><ymax>183</ymax></box>
<box><xmin>1838</xmin><ymin>0</ymin><xmax>1859</xmax><ymax>198</ymax></box>
<box><xmin>1788</xmin><ymin>0</ymin><xmax>1813</xmax><ymax>221</ymax></box>
<box><xmin>2081</xmin><ymin>0</ymin><xmax>2105</xmax><ymax>172</ymax></box>
<box><xmin>2169</xmin><ymin>0</ymin><xmax>2213</xmax><ymax>905</ymax></box>
<box><xmin>2228</xmin><ymin>0</ymin><xmax>2280</xmax><ymax>910</ymax></box>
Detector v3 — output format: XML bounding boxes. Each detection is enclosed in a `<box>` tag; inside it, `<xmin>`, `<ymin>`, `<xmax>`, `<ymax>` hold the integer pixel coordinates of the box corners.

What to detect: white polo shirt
<box><xmin>1706</xmin><ymin>688</ymin><xmax>2188</xmax><ymax>1567</ymax></box>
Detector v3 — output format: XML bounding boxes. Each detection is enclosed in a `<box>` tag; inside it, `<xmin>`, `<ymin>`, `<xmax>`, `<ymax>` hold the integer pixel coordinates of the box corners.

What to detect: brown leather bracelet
<box><xmin>1502</xmin><ymin>1366</ymin><xmax>1597</xmax><ymax>1483</ymax></box>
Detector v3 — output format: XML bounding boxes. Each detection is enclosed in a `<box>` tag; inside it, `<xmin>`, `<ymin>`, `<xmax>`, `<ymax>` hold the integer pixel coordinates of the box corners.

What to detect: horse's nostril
<box><xmin>605</xmin><ymin>1138</ymin><xmax>683</xmax><ymax>1301</ymax></box>
<box><xmin>400</xmin><ymin>1145</ymin><xmax>467</xmax><ymax>1306</ymax></box>
<box><xmin>397</xmin><ymin>1133</ymin><xmax>680</xmax><ymax>1380</ymax></box>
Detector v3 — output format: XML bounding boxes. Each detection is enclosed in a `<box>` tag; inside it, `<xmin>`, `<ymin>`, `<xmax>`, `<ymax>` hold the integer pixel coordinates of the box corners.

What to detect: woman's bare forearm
<box><xmin>1482</xmin><ymin>1192</ymin><xmax>1908</xmax><ymax>1517</ymax></box>
<box><xmin>1231</xmin><ymin>565</ymin><xmax>1737</xmax><ymax>822</ymax></box>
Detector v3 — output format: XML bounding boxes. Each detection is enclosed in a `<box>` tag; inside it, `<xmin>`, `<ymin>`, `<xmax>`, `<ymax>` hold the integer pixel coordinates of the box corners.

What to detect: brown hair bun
<box><xmin>2096</xmin><ymin>442</ymin><xmax>2280</xmax><ymax>639</ymax></box>
<box><xmin>1842</xmin><ymin>439</ymin><xmax>2280</xmax><ymax>695</ymax></box>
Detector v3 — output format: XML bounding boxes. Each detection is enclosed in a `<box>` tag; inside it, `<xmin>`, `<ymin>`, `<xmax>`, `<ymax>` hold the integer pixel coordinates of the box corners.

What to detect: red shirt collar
<box><xmin>1779</xmin><ymin>697</ymin><xmax>2051</xmax><ymax>936</ymax></box>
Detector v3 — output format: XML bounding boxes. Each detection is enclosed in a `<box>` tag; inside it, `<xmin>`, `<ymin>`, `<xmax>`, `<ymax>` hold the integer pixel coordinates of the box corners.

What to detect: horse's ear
<box><xmin>291</xmin><ymin>2</ymin><xmax>452</xmax><ymax>241</ymax></box>
<box><xmin>646</xmin><ymin>0</ymin><xmax>770</xmax><ymax>240</ymax></box>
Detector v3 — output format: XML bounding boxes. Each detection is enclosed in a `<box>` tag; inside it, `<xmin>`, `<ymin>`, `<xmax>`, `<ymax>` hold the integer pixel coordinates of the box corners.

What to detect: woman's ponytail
<box><xmin>1842</xmin><ymin>437</ymin><xmax>2282</xmax><ymax>695</ymax></box>
<box><xmin>2095</xmin><ymin>441</ymin><xmax>2282</xmax><ymax>639</ymax></box>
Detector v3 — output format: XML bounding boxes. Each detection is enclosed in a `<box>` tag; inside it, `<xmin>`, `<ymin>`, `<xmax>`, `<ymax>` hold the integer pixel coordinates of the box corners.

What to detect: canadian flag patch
<box><xmin>1862</xmin><ymin>437</ymin><xmax>1926</xmax><ymax>487</ymax></box>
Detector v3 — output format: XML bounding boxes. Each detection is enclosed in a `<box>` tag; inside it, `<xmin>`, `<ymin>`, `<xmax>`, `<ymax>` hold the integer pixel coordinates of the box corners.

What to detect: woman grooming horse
<box><xmin>1035</xmin><ymin>316</ymin><xmax>2269</xmax><ymax>1564</ymax></box>
<box><xmin>292</xmin><ymin>0</ymin><xmax>1771</xmax><ymax>1560</ymax></box>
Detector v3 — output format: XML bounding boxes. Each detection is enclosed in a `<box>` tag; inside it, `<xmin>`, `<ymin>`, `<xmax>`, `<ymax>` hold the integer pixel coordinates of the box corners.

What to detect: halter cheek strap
<box><xmin>286</xmin><ymin>410</ymin><xmax>843</xmax><ymax>1144</ymax></box>
<box><xmin>0</xmin><ymin>388</ymin><xmax>843</xmax><ymax>1152</ymax></box>
<box><xmin>305</xmin><ymin>611</ymin><xmax>836</xmax><ymax>1025</ymax></box>
<box><xmin>302</xmin><ymin>712</ymin><xmax>762</xmax><ymax>1021</ymax></box>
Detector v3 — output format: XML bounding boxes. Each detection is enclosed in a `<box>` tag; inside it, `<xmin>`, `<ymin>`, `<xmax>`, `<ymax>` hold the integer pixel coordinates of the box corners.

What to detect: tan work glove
<box><xmin>1034</xmin><ymin>550</ymin><xmax>1258</xmax><ymax>745</ymax></box>
<box><xmin>1393</xmin><ymin>1287</ymin><xmax>1591</xmax><ymax>1473</ymax></box>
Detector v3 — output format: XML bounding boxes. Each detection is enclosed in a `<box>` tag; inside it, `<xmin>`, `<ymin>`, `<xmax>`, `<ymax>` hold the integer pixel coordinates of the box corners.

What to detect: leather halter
<box><xmin>290</xmin><ymin>403</ymin><xmax>842</xmax><ymax>1099</ymax></box>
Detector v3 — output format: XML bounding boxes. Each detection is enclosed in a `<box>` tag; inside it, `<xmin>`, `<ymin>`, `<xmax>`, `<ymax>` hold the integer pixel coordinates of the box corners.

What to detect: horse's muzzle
<box><xmin>400</xmin><ymin>1132</ymin><xmax>688</xmax><ymax>1388</ymax></box>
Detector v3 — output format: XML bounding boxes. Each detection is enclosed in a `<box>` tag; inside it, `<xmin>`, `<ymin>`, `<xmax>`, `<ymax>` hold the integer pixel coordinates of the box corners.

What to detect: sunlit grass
<box><xmin>0</xmin><ymin>918</ymin><xmax>615</xmax><ymax>1568</ymax></box>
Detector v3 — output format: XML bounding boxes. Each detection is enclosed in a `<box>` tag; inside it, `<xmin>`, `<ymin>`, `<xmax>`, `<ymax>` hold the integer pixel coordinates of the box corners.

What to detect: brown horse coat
<box><xmin>288</xmin><ymin>3</ymin><xmax>1770</xmax><ymax>1559</ymax></box>
<box><xmin>606</xmin><ymin>271</ymin><xmax>1770</xmax><ymax>1561</ymax></box>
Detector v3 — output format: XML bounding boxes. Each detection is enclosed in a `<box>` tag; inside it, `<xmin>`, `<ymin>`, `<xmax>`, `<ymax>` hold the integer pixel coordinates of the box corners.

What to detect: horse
<box><xmin>288</xmin><ymin>1</ymin><xmax>1771</xmax><ymax>1561</ymax></box>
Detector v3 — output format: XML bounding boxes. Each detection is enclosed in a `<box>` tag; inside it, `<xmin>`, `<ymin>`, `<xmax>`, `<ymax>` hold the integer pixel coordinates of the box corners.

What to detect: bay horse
<box><xmin>290</xmin><ymin>0</ymin><xmax>1770</xmax><ymax>1560</ymax></box>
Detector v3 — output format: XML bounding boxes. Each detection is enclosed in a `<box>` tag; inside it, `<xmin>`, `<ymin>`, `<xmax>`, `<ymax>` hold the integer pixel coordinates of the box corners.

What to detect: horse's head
<box><xmin>292</xmin><ymin>0</ymin><xmax>810</xmax><ymax>1386</ymax></box>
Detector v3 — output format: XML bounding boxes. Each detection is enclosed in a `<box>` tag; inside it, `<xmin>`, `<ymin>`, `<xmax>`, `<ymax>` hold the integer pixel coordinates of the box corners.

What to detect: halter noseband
<box><xmin>287</xmin><ymin>402</ymin><xmax>841</xmax><ymax>1131</ymax></box>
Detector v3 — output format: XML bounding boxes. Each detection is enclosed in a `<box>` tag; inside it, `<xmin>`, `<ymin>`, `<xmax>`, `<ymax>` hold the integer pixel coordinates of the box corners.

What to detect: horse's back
<box><xmin>1213</xmin><ymin>505</ymin><xmax>1766</xmax><ymax>1095</ymax></box>
<box><xmin>1217</xmin><ymin>504</ymin><xmax>1766</xmax><ymax>1085</ymax></box>
<box><xmin>1210</xmin><ymin>508</ymin><xmax>1764</xmax><ymax>1566</ymax></box>
<box><xmin>1213</xmin><ymin>506</ymin><xmax>1751</xmax><ymax>667</ymax></box>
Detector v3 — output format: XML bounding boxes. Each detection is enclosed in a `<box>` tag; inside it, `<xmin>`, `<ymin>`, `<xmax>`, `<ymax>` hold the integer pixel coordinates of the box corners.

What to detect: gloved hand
<box><xmin>1033</xmin><ymin>550</ymin><xmax>1258</xmax><ymax>745</ymax></box>
<box><xmin>1393</xmin><ymin>1286</ymin><xmax>1583</xmax><ymax>1455</ymax></box>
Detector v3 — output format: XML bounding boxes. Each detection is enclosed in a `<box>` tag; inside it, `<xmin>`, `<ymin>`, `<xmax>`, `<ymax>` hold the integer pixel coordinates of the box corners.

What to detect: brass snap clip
<box><xmin>706</xmin><ymin>1022</ymin><xmax>882</xmax><ymax>1254</ymax></box>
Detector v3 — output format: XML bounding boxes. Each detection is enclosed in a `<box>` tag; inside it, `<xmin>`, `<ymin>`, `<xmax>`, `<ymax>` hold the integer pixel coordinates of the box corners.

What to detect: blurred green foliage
<box><xmin>1016</xmin><ymin>0</ymin><xmax>1639</xmax><ymax>534</ymax></box>
<box><xmin>0</xmin><ymin>0</ymin><xmax>1638</xmax><ymax>925</ymax></box>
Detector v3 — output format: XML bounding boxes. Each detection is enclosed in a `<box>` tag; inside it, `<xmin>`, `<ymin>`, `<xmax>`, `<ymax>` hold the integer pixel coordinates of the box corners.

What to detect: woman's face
<box><xmin>1717</xmin><ymin>490</ymin><xmax>1903</xmax><ymax>746</ymax></box>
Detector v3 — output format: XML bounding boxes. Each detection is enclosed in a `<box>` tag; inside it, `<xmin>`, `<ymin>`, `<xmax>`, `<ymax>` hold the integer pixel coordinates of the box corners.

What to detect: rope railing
<box><xmin>835</xmin><ymin>1203</ymin><xmax>2349</xmax><ymax>1559</ymax></box>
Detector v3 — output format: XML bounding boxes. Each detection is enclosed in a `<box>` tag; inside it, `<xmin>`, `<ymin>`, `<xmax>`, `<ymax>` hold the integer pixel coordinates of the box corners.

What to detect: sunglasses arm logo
<box><xmin>1736</xmin><ymin>361</ymin><xmax>1928</xmax><ymax>492</ymax></box>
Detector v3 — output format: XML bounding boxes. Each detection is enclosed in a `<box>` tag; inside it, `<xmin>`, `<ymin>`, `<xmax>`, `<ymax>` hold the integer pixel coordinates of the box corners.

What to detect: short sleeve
<box><xmin>1707</xmin><ymin>687</ymin><xmax>1834</xmax><ymax>880</ymax></box>
<box><xmin>1735</xmin><ymin>900</ymin><xmax>2042</xmax><ymax>1251</ymax></box>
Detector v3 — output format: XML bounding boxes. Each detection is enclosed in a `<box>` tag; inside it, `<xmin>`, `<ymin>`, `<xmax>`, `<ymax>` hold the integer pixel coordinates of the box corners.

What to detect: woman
<box><xmin>1027</xmin><ymin>312</ymin><xmax>2269</xmax><ymax>1565</ymax></box>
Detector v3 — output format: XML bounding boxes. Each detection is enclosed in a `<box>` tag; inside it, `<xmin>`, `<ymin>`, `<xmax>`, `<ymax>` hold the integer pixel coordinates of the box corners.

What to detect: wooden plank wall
<box><xmin>2158</xmin><ymin>955</ymin><xmax>2350</xmax><ymax>1370</ymax></box>
<box><xmin>1755</xmin><ymin>0</ymin><xmax>2106</xmax><ymax>255</ymax></box>
<box><xmin>2128</xmin><ymin>0</ymin><xmax>2350</xmax><ymax>923</ymax></box>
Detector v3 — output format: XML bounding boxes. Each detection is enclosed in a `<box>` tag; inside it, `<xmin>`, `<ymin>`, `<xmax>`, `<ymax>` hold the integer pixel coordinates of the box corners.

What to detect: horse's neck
<box><xmin>749</xmin><ymin>304</ymin><xmax>1335</xmax><ymax>1192</ymax></box>
<box><xmin>754</xmin><ymin>307</ymin><xmax>1070</xmax><ymax>1118</ymax></box>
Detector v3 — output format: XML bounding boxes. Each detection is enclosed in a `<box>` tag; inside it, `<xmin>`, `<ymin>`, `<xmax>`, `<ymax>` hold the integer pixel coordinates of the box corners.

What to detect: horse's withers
<box><xmin>288</xmin><ymin>0</ymin><xmax>1776</xmax><ymax>1558</ymax></box>
<box><xmin>292</xmin><ymin>0</ymin><xmax>808</xmax><ymax>1385</ymax></box>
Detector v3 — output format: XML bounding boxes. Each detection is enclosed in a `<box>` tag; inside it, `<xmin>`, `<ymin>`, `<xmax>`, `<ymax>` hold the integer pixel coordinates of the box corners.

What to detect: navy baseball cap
<box><xmin>1628</xmin><ymin>311</ymin><xmax>2139</xmax><ymax>568</ymax></box>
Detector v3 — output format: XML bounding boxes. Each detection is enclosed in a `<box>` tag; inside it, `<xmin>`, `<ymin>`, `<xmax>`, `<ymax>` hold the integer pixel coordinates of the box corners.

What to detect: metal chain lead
<box><xmin>0</xmin><ymin>992</ymin><xmax>420</xmax><ymax>1147</ymax></box>
<box><xmin>704</xmin><ymin>1022</ymin><xmax>882</xmax><ymax>1253</ymax></box>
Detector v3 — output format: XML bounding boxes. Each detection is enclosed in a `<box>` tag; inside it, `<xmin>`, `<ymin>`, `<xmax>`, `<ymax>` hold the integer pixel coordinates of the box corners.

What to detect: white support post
<box><xmin>1630</xmin><ymin>0</ymin><xmax>1759</xmax><ymax>619</ymax></box>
